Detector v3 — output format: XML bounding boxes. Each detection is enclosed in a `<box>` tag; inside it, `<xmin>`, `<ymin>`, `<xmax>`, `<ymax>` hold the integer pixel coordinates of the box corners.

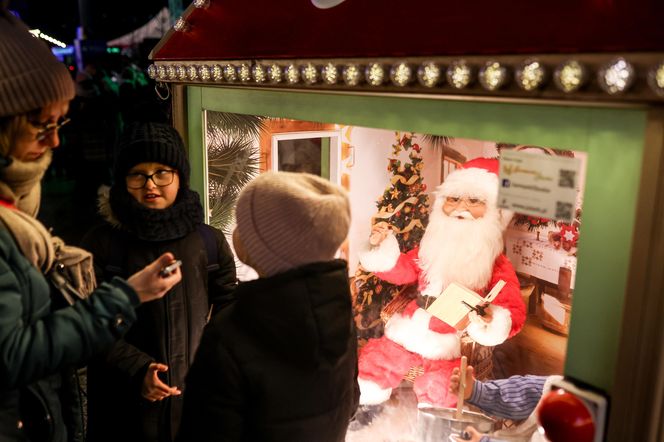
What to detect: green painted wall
<box><xmin>187</xmin><ymin>85</ymin><xmax>648</xmax><ymax>393</ymax></box>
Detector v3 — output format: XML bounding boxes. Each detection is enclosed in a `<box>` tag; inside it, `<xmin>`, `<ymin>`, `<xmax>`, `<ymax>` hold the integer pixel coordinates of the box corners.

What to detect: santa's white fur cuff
<box><xmin>358</xmin><ymin>231</ymin><xmax>400</xmax><ymax>272</ymax></box>
<box><xmin>358</xmin><ymin>378</ymin><xmax>392</xmax><ymax>405</ymax></box>
<box><xmin>466</xmin><ymin>305</ymin><xmax>512</xmax><ymax>346</ymax></box>
<box><xmin>385</xmin><ymin>308</ymin><xmax>461</xmax><ymax>360</ymax></box>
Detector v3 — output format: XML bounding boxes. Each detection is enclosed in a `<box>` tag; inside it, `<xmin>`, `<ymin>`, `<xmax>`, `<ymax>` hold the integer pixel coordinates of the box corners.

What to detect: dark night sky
<box><xmin>8</xmin><ymin>0</ymin><xmax>167</xmax><ymax>43</ymax></box>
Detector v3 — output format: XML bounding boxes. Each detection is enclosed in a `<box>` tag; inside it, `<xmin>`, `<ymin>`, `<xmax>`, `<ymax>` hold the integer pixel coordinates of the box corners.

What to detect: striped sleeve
<box><xmin>468</xmin><ymin>375</ymin><xmax>547</xmax><ymax>421</ymax></box>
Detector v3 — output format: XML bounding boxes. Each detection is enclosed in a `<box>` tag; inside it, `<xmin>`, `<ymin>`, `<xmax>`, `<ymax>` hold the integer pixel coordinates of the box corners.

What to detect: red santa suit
<box><xmin>357</xmin><ymin>158</ymin><xmax>526</xmax><ymax>408</ymax></box>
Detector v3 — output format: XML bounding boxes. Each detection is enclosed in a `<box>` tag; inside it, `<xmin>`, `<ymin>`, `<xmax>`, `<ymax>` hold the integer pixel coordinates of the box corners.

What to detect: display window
<box><xmin>199</xmin><ymin>100</ymin><xmax>607</xmax><ymax>439</ymax></box>
<box><xmin>149</xmin><ymin>0</ymin><xmax>664</xmax><ymax>438</ymax></box>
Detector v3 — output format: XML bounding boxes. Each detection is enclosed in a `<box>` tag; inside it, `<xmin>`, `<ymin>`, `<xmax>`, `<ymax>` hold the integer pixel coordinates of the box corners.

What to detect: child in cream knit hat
<box><xmin>179</xmin><ymin>172</ymin><xmax>359</xmax><ymax>442</ymax></box>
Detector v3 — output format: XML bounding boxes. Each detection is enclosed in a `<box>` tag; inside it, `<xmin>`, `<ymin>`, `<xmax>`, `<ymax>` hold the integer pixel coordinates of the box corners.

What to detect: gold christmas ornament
<box><xmin>301</xmin><ymin>63</ymin><xmax>319</xmax><ymax>85</ymax></box>
<box><xmin>366</xmin><ymin>63</ymin><xmax>386</xmax><ymax>86</ymax></box>
<box><xmin>252</xmin><ymin>64</ymin><xmax>267</xmax><ymax>83</ymax></box>
<box><xmin>515</xmin><ymin>59</ymin><xmax>547</xmax><ymax>91</ymax></box>
<box><xmin>554</xmin><ymin>60</ymin><xmax>587</xmax><ymax>93</ymax></box>
<box><xmin>285</xmin><ymin>64</ymin><xmax>300</xmax><ymax>84</ymax></box>
<box><xmin>342</xmin><ymin>64</ymin><xmax>363</xmax><ymax>86</ymax></box>
<box><xmin>479</xmin><ymin>60</ymin><xmax>509</xmax><ymax>91</ymax></box>
<box><xmin>446</xmin><ymin>60</ymin><xmax>473</xmax><ymax>89</ymax></box>
<box><xmin>598</xmin><ymin>58</ymin><xmax>635</xmax><ymax>95</ymax></box>
<box><xmin>390</xmin><ymin>62</ymin><xmax>413</xmax><ymax>87</ymax></box>
<box><xmin>223</xmin><ymin>64</ymin><xmax>237</xmax><ymax>82</ymax></box>
<box><xmin>267</xmin><ymin>64</ymin><xmax>283</xmax><ymax>83</ymax></box>
<box><xmin>417</xmin><ymin>61</ymin><xmax>442</xmax><ymax>88</ymax></box>
<box><xmin>238</xmin><ymin>64</ymin><xmax>252</xmax><ymax>82</ymax></box>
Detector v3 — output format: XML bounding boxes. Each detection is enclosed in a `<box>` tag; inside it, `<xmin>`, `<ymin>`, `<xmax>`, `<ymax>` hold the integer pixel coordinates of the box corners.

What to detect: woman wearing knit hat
<box><xmin>81</xmin><ymin>121</ymin><xmax>237</xmax><ymax>442</ymax></box>
<box><xmin>0</xmin><ymin>8</ymin><xmax>182</xmax><ymax>442</ymax></box>
<box><xmin>177</xmin><ymin>171</ymin><xmax>359</xmax><ymax>442</ymax></box>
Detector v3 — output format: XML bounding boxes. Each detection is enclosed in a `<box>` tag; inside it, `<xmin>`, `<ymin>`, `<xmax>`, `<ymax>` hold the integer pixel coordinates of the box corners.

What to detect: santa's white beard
<box><xmin>418</xmin><ymin>206</ymin><xmax>504</xmax><ymax>296</ymax></box>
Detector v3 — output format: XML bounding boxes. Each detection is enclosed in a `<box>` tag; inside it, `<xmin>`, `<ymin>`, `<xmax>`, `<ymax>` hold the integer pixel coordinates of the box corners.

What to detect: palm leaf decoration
<box><xmin>208</xmin><ymin>136</ymin><xmax>260</xmax><ymax>194</ymax></box>
<box><xmin>421</xmin><ymin>134</ymin><xmax>453</xmax><ymax>150</ymax></box>
<box><xmin>206</xmin><ymin>112</ymin><xmax>267</xmax><ymax>141</ymax></box>
<box><xmin>206</xmin><ymin>113</ymin><xmax>262</xmax><ymax>233</ymax></box>
<box><xmin>208</xmin><ymin>185</ymin><xmax>240</xmax><ymax>234</ymax></box>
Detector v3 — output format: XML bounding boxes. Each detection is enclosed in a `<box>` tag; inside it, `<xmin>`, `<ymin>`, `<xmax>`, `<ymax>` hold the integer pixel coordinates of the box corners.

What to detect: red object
<box><xmin>0</xmin><ymin>198</ymin><xmax>16</xmax><ymax>210</ymax></box>
<box><xmin>559</xmin><ymin>224</ymin><xmax>580</xmax><ymax>246</ymax></box>
<box><xmin>152</xmin><ymin>0</ymin><xmax>664</xmax><ymax>61</ymax></box>
<box><xmin>538</xmin><ymin>389</ymin><xmax>595</xmax><ymax>442</ymax></box>
<box><xmin>462</xmin><ymin>157</ymin><xmax>500</xmax><ymax>175</ymax></box>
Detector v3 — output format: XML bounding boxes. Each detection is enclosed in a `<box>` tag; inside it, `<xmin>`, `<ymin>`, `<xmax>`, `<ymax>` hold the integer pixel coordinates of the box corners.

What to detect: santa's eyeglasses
<box><xmin>444</xmin><ymin>196</ymin><xmax>486</xmax><ymax>207</ymax></box>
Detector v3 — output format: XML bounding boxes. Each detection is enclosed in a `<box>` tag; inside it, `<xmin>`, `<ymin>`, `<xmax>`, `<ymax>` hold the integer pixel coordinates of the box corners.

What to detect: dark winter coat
<box><xmin>0</xmin><ymin>228</ymin><xmax>140</xmax><ymax>442</ymax></box>
<box><xmin>82</xmin><ymin>220</ymin><xmax>237</xmax><ymax>442</ymax></box>
<box><xmin>177</xmin><ymin>259</ymin><xmax>359</xmax><ymax>442</ymax></box>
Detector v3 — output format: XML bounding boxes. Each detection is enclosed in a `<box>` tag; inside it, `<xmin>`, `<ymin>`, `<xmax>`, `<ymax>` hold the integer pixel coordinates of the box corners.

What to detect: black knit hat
<box><xmin>114</xmin><ymin>122</ymin><xmax>190</xmax><ymax>187</ymax></box>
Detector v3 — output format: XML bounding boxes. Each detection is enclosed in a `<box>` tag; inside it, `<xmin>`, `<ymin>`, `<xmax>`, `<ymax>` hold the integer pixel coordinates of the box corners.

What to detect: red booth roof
<box><xmin>152</xmin><ymin>0</ymin><xmax>664</xmax><ymax>61</ymax></box>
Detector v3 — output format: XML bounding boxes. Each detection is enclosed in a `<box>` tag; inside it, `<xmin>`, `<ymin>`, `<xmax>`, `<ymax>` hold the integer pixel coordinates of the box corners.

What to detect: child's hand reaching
<box><xmin>449</xmin><ymin>364</ymin><xmax>475</xmax><ymax>400</ymax></box>
<box><xmin>141</xmin><ymin>362</ymin><xmax>182</xmax><ymax>402</ymax></box>
<box><xmin>452</xmin><ymin>426</ymin><xmax>484</xmax><ymax>442</ymax></box>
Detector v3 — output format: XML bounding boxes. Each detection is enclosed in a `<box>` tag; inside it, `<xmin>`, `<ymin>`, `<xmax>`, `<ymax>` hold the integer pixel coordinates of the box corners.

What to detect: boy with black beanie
<box><xmin>82</xmin><ymin>122</ymin><xmax>237</xmax><ymax>442</ymax></box>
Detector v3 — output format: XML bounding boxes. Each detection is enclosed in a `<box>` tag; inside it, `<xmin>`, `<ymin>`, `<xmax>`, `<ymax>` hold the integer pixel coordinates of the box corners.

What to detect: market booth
<box><xmin>149</xmin><ymin>0</ymin><xmax>664</xmax><ymax>440</ymax></box>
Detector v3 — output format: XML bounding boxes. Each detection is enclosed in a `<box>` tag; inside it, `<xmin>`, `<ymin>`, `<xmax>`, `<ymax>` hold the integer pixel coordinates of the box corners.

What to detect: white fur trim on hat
<box><xmin>358</xmin><ymin>231</ymin><xmax>400</xmax><ymax>272</ymax></box>
<box><xmin>385</xmin><ymin>308</ymin><xmax>461</xmax><ymax>360</ymax></box>
<box><xmin>466</xmin><ymin>305</ymin><xmax>512</xmax><ymax>346</ymax></box>
<box><xmin>436</xmin><ymin>167</ymin><xmax>499</xmax><ymax>207</ymax></box>
<box><xmin>358</xmin><ymin>378</ymin><xmax>392</xmax><ymax>405</ymax></box>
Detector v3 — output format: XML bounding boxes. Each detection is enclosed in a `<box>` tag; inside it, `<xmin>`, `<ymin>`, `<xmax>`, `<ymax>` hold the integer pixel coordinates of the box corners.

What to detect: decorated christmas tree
<box><xmin>353</xmin><ymin>132</ymin><xmax>430</xmax><ymax>346</ymax></box>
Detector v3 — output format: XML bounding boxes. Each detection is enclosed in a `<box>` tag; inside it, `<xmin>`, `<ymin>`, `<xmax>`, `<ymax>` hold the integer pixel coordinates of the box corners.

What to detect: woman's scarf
<box><xmin>0</xmin><ymin>151</ymin><xmax>96</xmax><ymax>299</ymax></box>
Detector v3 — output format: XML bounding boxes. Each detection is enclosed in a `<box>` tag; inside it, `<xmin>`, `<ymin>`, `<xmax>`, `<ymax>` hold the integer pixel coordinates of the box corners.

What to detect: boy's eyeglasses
<box><xmin>28</xmin><ymin>117</ymin><xmax>71</xmax><ymax>141</ymax></box>
<box><xmin>126</xmin><ymin>170</ymin><xmax>177</xmax><ymax>189</ymax></box>
<box><xmin>444</xmin><ymin>196</ymin><xmax>486</xmax><ymax>207</ymax></box>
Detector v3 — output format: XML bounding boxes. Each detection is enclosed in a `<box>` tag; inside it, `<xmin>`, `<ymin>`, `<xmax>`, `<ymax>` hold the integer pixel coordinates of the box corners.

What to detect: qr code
<box><xmin>559</xmin><ymin>169</ymin><xmax>576</xmax><ymax>188</ymax></box>
<box><xmin>555</xmin><ymin>201</ymin><xmax>573</xmax><ymax>220</ymax></box>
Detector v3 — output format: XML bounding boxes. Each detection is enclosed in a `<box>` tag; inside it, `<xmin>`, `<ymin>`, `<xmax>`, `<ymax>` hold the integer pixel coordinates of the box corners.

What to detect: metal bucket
<box><xmin>416</xmin><ymin>407</ymin><xmax>497</xmax><ymax>442</ymax></box>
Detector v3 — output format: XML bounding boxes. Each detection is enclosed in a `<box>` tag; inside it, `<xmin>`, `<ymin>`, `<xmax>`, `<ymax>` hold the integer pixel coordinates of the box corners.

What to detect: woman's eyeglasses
<box><xmin>126</xmin><ymin>170</ymin><xmax>177</xmax><ymax>189</ymax></box>
<box><xmin>28</xmin><ymin>117</ymin><xmax>71</xmax><ymax>141</ymax></box>
<box><xmin>444</xmin><ymin>196</ymin><xmax>486</xmax><ymax>207</ymax></box>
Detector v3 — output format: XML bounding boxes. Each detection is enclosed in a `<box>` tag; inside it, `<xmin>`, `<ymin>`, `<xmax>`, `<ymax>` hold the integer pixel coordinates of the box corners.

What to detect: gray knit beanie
<box><xmin>0</xmin><ymin>9</ymin><xmax>75</xmax><ymax>117</ymax></box>
<box><xmin>235</xmin><ymin>172</ymin><xmax>351</xmax><ymax>277</ymax></box>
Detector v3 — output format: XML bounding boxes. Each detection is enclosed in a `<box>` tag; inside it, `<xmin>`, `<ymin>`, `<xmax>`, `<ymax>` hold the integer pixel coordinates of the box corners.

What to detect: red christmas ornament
<box><xmin>412</xmin><ymin>143</ymin><xmax>421</xmax><ymax>152</ymax></box>
<box><xmin>559</xmin><ymin>224</ymin><xmax>579</xmax><ymax>245</ymax></box>
<box><xmin>538</xmin><ymin>389</ymin><xmax>595</xmax><ymax>442</ymax></box>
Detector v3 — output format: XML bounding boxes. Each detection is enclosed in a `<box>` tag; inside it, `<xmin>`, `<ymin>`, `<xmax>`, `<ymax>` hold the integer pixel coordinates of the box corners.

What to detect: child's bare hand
<box><xmin>449</xmin><ymin>365</ymin><xmax>475</xmax><ymax>399</ymax></box>
<box><xmin>369</xmin><ymin>222</ymin><xmax>390</xmax><ymax>246</ymax></box>
<box><xmin>452</xmin><ymin>426</ymin><xmax>484</xmax><ymax>442</ymax></box>
<box><xmin>141</xmin><ymin>363</ymin><xmax>182</xmax><ymax>402</ymax></box>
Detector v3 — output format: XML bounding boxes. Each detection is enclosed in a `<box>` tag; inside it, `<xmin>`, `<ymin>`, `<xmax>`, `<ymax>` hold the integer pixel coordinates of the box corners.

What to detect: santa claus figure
<box><xmin>356</xmin><ymin>157</ymin><xmax>526</xmax><ymax>409</ymax></box>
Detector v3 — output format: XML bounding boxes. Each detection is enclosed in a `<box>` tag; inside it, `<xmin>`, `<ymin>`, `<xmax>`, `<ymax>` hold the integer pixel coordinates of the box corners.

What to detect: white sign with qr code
<box><xmin>497</xmin><ymin>150</ymin><xmax>581</xmax><ymax>223</ymax></box>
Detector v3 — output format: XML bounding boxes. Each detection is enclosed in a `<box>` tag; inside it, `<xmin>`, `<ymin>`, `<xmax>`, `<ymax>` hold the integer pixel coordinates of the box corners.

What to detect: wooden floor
<box><xmin>493</xmin><ymin>316</ymin><xmax>568</xmax><ymax>378</ymax></box>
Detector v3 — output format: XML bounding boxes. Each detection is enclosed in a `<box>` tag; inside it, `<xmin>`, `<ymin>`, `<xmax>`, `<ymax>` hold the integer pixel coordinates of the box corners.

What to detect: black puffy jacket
<box><xmin>178</xmin><ymin>260</ymin><xmax>359</xmax><ymax>442</ymax></box>
<box><xmin>82</xmin><ymin>223</ymin><xmax>237</xmax><ymax>442</ymax></box>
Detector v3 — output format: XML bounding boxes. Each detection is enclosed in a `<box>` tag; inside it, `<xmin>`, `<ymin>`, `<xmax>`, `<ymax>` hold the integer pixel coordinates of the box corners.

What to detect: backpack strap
<box><xmin>197</xmin><ymin>224</ymin><xmax>220</xmax><ymax>272</ymax></box>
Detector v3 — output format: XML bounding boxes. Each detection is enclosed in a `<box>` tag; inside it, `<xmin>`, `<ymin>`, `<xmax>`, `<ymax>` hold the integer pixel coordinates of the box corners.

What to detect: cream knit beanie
<box><xmin>0</xmin><ymin>9</ymin><xmax>75</xmax><ymax>117</ymax></box>
<box><xmin>234</xmin><ymin>171</ymin><xmax>351</xmax><ymax>277</ymax></box>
